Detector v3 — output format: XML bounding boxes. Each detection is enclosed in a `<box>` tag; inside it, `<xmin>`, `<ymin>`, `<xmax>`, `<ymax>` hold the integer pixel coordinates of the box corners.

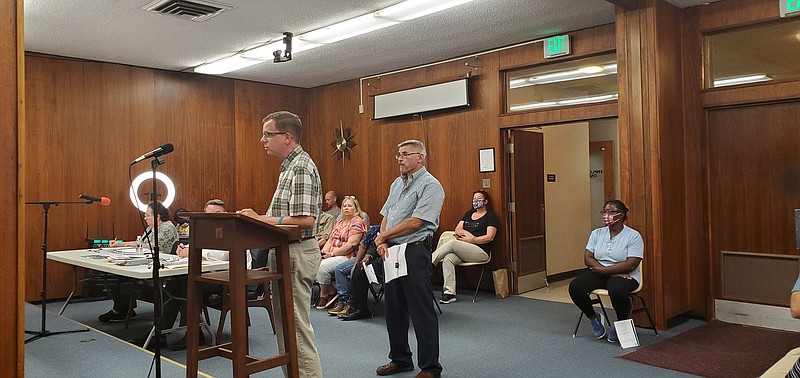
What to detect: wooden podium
<box><xmin>184</xmin><ymin>212</ymin><xmax>301</xmax><ymax>377</ymax></box>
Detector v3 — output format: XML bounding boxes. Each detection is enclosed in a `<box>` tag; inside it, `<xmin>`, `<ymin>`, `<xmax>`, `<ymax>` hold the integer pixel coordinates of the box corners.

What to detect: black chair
<box><xmin>572</xmin><ymin>278</ymin><xmax>658</xmax><ymax>338</ymax></box>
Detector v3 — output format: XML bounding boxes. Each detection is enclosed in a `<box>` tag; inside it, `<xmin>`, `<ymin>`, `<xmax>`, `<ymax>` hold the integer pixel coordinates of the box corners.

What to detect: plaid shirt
<box><xmin>266</xmin><ymin>145</ymin><xmax>322</xmax><ymax>239</ymax></box>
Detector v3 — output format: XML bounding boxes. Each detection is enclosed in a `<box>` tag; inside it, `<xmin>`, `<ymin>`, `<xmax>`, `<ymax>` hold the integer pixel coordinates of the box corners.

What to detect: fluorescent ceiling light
<box><xmin>194</xmin><ymin>55</ymin><xmax>262</xmax><ymax>74</ymax></box>
<box><xmin>510</xmin><ymin>63</ymin><xmax>618</xmax><ymax>89</ymax></box>
<box><xmin>376</xmin><ymin>0</ymin><xmax>475</xmax><ymax>21</ymax></box>
<box><xmin>713</xmin><ymin>74</ymin><xmax>772</xmax><ymax>87</ymax></box>
<box><xmin>558</xmin><ymin>93</ymin><xmax>618</xmax><ymax>105</ymax></box>
<box><xmin>242</xmin><ymin>39</ymin><xmax>323</xmax><ymax>61</ymax></box>
<box><xmin>299</xmin><ymin>14</ymin><xmax>399</xmax><ymax>44</ymax></box>
<box><xmin>509</xmin><ymin>102</ymin><xmax>558</xmax><ymax>112</ymax></box>
<box><xmin>509</xmin><ymin>93</ymin><xmax>618</xmax><ymax>112</ymax></box>
<box><xmin>578</xmin><ymin>65</ymin><xmax>604</xmax><ymax>74</ymax></box>
<box><xmin>194</xmin><ymin>0</ymin><xmax>476</xmax><ymax>74</ymax></box>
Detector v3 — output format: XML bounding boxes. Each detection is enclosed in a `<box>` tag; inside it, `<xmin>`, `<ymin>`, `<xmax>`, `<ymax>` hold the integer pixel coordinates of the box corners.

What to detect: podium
<box><xmin>184</xmin><ymin>212</ymin><xmax>301</xmax><ymax>377</ymax></box>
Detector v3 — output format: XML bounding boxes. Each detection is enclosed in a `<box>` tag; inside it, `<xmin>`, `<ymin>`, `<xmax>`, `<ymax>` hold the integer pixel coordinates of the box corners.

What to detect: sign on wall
<box><xmin>543</xmin><ymin>35</ymin><xmax>570</xmax><ymax>58</ymax></box>
<box><xmin>780</xmin><ymin>0</ymin><xmax>800</xmax><ymax>17</ymax></box>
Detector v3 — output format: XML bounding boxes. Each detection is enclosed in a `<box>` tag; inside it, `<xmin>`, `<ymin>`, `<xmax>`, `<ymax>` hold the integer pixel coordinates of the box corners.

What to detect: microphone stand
<box><xmin>24</xmin><ymin>200</ymin><xmax>92</xmax><ymax>343</ymax></box>
<box><xmin>149</xmin><ymin>156</ymin><xmax>165</xmax><ymax>378</ymax></box>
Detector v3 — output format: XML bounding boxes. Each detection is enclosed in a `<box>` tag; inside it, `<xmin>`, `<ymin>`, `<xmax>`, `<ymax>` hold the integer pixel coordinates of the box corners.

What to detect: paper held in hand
<box><xmin>383</xmin><ymin>243</ymin><xmax>408</xmax><ymax>284</ymax></box>
<box><xmin>363</xmin><ymin>262</ymin><xmax>379</xmax><ymax>284</ymax></box>
<box><xmin>613</xmin><ymin>319</ymin><xmax>640</xmax><ymax>349</ymax></box>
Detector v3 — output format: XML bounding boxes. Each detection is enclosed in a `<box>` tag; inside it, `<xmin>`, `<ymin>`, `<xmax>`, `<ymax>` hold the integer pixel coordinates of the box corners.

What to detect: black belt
<box><xmin>389</xmin><ymin>236</ymin><xmax>432</xmax><ymax>248</ymax></box>
<box><xmin>290</xmin><ymin>236</ymin><xmax>315</xmax><ymax>244</ymax></box>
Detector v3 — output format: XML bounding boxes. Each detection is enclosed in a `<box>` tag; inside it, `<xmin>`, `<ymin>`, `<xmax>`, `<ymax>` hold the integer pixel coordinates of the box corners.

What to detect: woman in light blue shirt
<box><xmin>568</xmin><ymin>199</ymin><xmax>643</xmax><ymax>343</ymax></box>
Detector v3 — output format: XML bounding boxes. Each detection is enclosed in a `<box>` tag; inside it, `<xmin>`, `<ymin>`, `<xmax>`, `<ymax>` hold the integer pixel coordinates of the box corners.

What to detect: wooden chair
<box><xmin>572</xmin><ymin>276</ymin><xmax>658</xmax><ymax>337</ymax></box>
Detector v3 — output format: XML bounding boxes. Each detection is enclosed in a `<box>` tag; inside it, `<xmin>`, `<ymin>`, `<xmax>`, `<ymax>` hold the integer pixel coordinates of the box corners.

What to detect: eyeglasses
<box><xmin>262</xmin><ymin>130</ymin><xmax>287</xmax><ymax>139</ymax></box>
<box><xmin>600</xmin><ymin>211</ymin><xmax>621</xmax><ymax>215</ymax></box>
<box><xmin>343</xmin><ymin>195</ymin><xmax>356</xmax><ymax>200</ymax></box>
<box><xmin>395</xmin><ymin>152</ymin><xmax>422</xmax><ymax>160</ymax></box>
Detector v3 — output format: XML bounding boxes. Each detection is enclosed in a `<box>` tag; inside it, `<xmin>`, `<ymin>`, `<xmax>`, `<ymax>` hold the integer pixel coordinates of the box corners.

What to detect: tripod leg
<box><xmin>25</xmin><ymin>203</ymin><xmax>89</xmax><ymax>344</ymax></box>
<box><xmin>59</xmin><ymin>266</ymin><xmax>78</xmax><ymax>315</ymax></box>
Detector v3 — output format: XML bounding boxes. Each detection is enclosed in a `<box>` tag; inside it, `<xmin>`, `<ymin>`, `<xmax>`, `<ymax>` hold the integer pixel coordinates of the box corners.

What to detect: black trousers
<box><xmin>385</xmin><ymin>242</ymin><xmax>442</xmax><ymax>373</ymax></box>
<box><xmin>350</xmin><ymin>258</ymin><xmax>383</xmax><ymax>312</ymax></box>
<box><xmin>568</xmin><ymin>270</ymin><xmax>639</xmax><ymax>321</ymax></box>
<box><xmin>111</xmin><ymin>277</ymin><xmax>134</xmax><ymax>313</ymax></box>
<box><xmin>162</xmin><ymin>278</ymin><xmax>221</xmax><ymax>328</ymax></box>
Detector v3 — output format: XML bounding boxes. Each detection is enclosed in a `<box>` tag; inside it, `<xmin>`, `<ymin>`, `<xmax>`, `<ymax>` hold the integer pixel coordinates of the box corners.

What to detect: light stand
<box><xmin>148</xmin><ymin>155</ymin><xmax>165</xmax><ymax>377</ymax></box>
<box><xmin>24</xmin><ymin>200</ymin><xmax>92</xmax><ymax>343</ymax></box>
<box><xmin>130</xmin><ymin>143</ymin><xmax>173</xmax><ymax>378</ymax></box>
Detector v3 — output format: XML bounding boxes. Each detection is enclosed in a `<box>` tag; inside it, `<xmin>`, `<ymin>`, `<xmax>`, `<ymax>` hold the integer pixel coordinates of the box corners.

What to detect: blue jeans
<box><xmin>334</xmin><ymin>257</ymin><xmax>356</xmax><ymax>305</ymax></box>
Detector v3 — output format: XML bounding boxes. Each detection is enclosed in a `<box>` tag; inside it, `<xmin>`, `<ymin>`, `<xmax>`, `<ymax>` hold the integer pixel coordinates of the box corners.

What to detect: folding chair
<box><xmin>572</xmin><ymin>276</ymin><xmax>657</xmax><ymax>337</ymax></box>
<box><xmin>456</xmin><ymin>251</ymin><xmax>492</xmax><ymax>303</ymax></box>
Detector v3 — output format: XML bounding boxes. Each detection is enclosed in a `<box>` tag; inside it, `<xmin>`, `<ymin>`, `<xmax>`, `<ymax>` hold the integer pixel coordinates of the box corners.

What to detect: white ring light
<box><xmin>129</xmin><ymin>172</ymin><xmax>176</xmax><ymax>212</ymax></box>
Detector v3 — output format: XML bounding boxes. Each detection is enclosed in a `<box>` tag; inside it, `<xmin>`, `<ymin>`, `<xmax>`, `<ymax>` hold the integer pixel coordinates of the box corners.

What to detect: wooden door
<box><xmin>509</xmin><ymin>129</ymin><xmax>546</xmax><ymax>293</ymax></box>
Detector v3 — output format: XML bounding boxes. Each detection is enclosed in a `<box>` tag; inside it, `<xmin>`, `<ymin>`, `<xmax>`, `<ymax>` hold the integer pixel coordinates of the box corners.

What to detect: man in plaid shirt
<box><xmin>238</xmin><ymin>111</ymin><xmax>323</xmax><ymax>377</ymax></box>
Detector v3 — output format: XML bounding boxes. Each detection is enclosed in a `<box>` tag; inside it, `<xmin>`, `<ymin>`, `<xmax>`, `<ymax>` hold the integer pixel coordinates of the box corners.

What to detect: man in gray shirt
<box><xmin>374</xmin><ymin>140</ymin><xmax>444</xmax><ymax>378</ymax></box>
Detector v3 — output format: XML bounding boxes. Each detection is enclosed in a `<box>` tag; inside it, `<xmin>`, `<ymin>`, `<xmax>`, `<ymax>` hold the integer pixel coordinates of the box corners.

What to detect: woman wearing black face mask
<box><xmin>568</xmin><ymin>199</ymin><xmax>643</xmax><ymax>343</ymax></box>
<box><xmin>432</xmin><ymin>190</ymin><xmax>499</xmax><ymax>304</ymax></box>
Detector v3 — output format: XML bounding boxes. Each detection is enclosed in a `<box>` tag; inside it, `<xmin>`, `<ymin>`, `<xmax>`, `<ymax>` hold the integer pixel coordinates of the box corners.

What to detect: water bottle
<box><xmin>136</xmin><ymin>235</ymin><xmax>143</xmax><ymax>254</ymax></box>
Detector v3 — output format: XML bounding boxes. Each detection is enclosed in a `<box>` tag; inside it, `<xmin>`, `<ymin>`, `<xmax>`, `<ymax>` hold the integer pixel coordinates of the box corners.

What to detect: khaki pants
<box><xmin>761</xmin><ymin>346</ymin><xmax>800</xmax><ymax>377</ymax></box>
<box><xmin>269</xmin><ymin>239</ymin><xmax>323</xmax><ymax>378</ymax></box>
<box><xmin>431</xmin><ymin>231</ymin><xmax>489</xmax><ymax>295</ymax></box>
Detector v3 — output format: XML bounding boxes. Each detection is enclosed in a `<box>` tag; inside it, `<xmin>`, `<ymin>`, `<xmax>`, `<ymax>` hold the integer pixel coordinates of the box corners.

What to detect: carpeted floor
<box><xmin>618</xmin><ymin>320</ymin><xmax>800</xmax><ymax>378</ymax></box>
<box><xmin>27</xmin><ymin>290</ymin><xmax>707</xmax><ymax>377</ymax></box>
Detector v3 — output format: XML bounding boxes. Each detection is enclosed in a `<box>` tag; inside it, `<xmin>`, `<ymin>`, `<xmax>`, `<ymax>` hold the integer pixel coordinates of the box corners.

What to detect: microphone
<box><xmin>131</xmin><ymin>143</ymin><xmax>174</xmax><ymax>164</ymax></box>
<box><xmin>80</xmin><ymin>195</ymin><xmax>111</xmax><ymax>206</ymax></box>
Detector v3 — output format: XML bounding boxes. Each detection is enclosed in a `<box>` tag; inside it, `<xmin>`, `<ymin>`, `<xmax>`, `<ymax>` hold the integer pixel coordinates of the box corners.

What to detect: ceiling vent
<box><xmin>142</xmin><ymin>0</ymin><xmax>231</xmax><ymax>22</ymax></box>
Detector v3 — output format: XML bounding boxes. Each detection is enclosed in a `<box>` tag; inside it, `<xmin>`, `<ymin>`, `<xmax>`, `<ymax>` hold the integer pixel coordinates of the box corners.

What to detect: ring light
<box><xmin>129</xmin><ymin>171</ymin><xmax>176</xmax><ymax>212</ymax></box>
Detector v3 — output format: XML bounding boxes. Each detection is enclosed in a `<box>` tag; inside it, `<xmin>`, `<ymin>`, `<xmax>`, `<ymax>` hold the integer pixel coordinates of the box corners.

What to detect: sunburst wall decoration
<box><xmin>331</xmin><ymin>120</ymin><xmax>356</xmax><ymax>162</ymax></box>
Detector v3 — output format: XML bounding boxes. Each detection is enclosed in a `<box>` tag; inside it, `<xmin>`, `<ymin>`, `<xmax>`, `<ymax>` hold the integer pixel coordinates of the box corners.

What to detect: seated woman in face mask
<box><xmin>568</xmin><ymin>199</ymin><xmax>643</xmax><ymax>344</ymax></box>
<box><xmin>432</xmin><ymin>190</ymin><xmax>499</xmax><ymax>304</ymax></box>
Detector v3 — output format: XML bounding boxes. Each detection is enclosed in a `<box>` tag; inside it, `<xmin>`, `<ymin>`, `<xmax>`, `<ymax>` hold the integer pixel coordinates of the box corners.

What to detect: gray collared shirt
<box><xmin>380</xmin><ymin>166</ymin><xmax>445</xmax><ymax>245</ymax></box>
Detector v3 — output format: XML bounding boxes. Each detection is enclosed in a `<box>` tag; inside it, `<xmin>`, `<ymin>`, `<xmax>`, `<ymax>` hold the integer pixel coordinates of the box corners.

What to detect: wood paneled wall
<box><xmin>306</xmin><ymin>56</ymin><xmax>508</xmax><ymax>284</ymax></box>
<box><xmin>24</xmin><ymin>55</ymin><xmax>307</xmax><ymax>300</ymax></box>
<box><xmin>2</xmin><ymin>0</ymin><xmax>24</xmax><ymax>375</ymax></box>
<box><xmin>680</xmin><ymin>6</ymin><xmax>711</xmax><ymax>317</ymax></box>
<box><xmin>616</xmin><ymin>0</ymin><xmax>689</xmax><ymax>328</ymax></box>
<box><xmin>687</xmin><ymin>0</ymin><xmax>800</xmax><ymax>318</ymax></box>
<box><xmin>304</xmin><ymin>24</ymin><xmax>623</xmax><ymax>292</ymax></box>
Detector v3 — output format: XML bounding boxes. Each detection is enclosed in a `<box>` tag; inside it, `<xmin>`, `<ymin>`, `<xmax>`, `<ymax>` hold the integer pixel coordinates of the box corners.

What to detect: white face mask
<box><xmin>473</xmin><ymin>199</ymin><xmax>485</xmax><ymax>209</ymax></box>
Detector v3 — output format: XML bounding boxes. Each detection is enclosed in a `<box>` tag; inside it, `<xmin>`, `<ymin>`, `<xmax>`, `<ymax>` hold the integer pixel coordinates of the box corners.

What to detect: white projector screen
<box><xmin>373</xmin><ymin>78</ymin><xmax>469</xmax><ymax>120</ymax></box>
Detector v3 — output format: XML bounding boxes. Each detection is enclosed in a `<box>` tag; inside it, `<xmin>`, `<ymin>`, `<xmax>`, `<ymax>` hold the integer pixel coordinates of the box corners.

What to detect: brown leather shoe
<box><xmin>376</xmin><ymin>361</ymin><xmax>414</xmax><ymax>376</ymax></box>
<box><xmin>415</xmin><ymin>370</ymin><xmax>441</xmax><ymax>378</ymax></box>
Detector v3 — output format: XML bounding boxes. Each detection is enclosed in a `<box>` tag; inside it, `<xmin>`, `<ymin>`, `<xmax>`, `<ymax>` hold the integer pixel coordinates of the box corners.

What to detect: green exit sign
<box><xmin>544</xmin><ymin>35</ymin><xmax>570</xmax><ymax>58</ymax></box>
<box><xmin>780</xmin><ymin>0</ymin><xmax>800</xmax><ymax>17</ymax></box>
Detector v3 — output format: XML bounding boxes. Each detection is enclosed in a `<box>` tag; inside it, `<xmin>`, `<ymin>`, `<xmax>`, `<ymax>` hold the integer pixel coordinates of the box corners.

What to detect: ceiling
<box><xmin>24</xmin><ymin>0</ymin><xmax>720</xmax><ymax>89</ymax></box>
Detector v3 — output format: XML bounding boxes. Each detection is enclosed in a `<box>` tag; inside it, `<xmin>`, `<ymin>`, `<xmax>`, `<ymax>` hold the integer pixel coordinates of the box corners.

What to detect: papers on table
<box><xmin>614</xmin><ymin>319</ymin><xmax>640</xmax><ymax>349</ymax></box>
<box><xmin>163</xmin><ymin>257</ymin><xmax>189</xmax><ymax>269</ymax></box>
<box><xmin>383</xmin><ymin>243</ymin><xmax>408</xmax><ymax>284</ymax></box>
